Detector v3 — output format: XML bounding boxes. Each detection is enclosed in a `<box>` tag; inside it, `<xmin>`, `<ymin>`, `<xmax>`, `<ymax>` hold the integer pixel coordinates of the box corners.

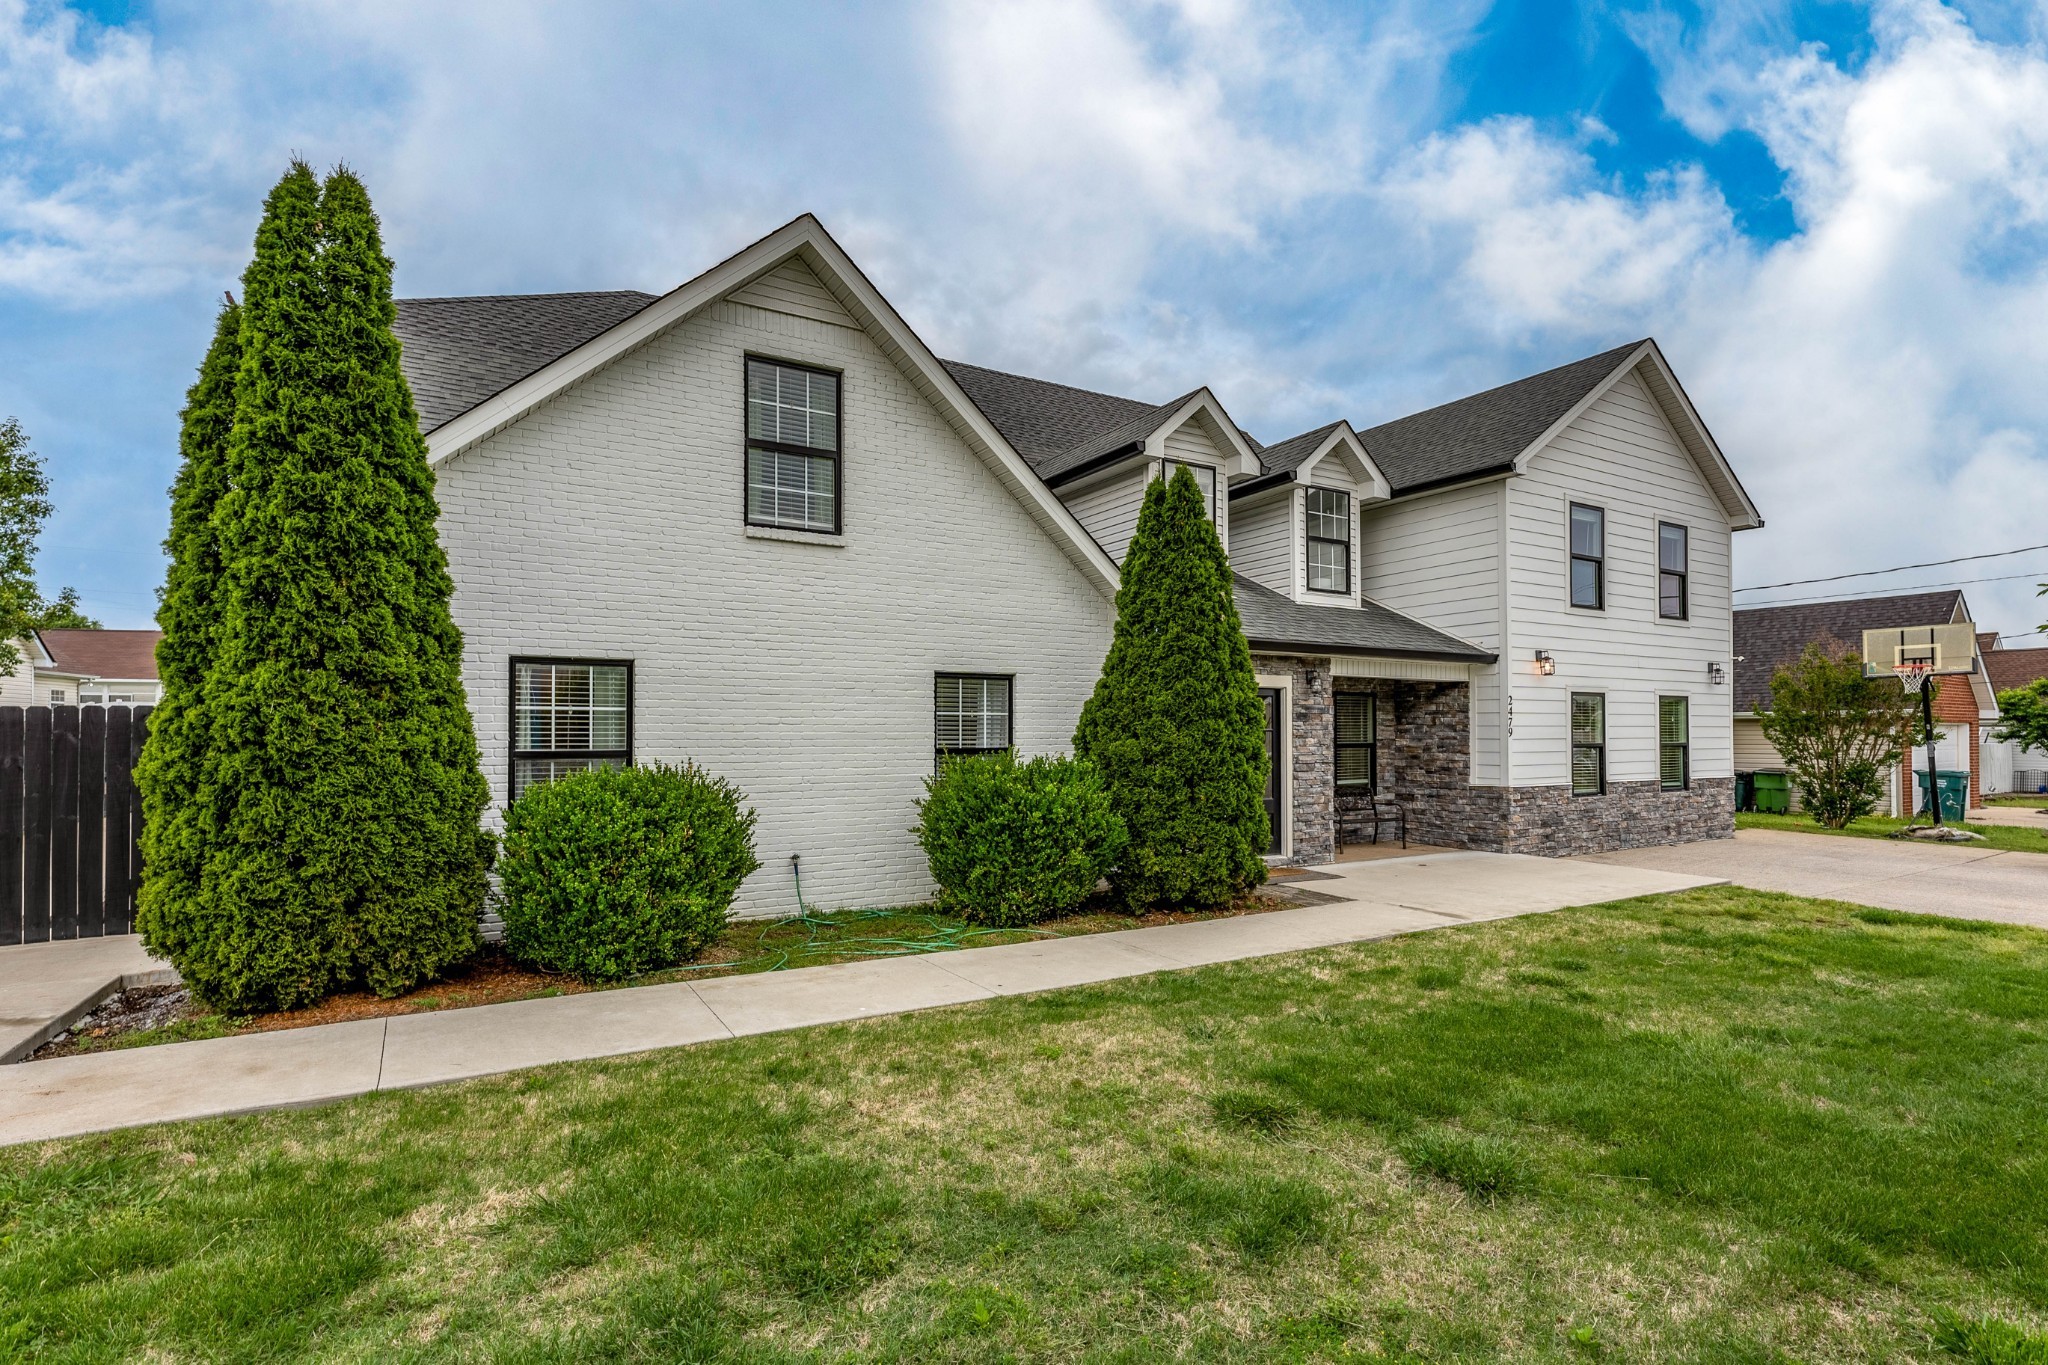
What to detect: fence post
<box><xmin>0</xmin><ymin>708</ymin><xmax>20</xmax><ymax>946</ymax></box>
<box><xmin>79</xmin><ymin>706</ymin><xmax>106</xmax><ymax>937</ymax></box>
<box><xmin>22</xmin><ymin>706</ymin><xmax>50</xmax><ymax>942</ymax></box>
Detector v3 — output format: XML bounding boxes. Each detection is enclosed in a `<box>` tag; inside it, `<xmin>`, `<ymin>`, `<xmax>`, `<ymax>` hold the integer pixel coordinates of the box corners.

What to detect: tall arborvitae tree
<box><xmin>134</xmin><ymin>294</ymin><xmax>241</xmax><ymax>966</ymax></box>
<box><xmin>161</xmin><ymin>163</ymin><xmax>491</xmax><ymax>1011</ymax></box>
<box><xmin>1075</xmin><ymin>465</ymin><xmax>1269</xmax><ymax>908</ymax></box>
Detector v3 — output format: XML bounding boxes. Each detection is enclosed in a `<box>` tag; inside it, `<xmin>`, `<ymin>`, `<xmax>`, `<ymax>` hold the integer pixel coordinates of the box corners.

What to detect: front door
<box><xmin>1259</xmin><ymin>688</ymin><xmax>1283</xmax><ymax>854</ymax></box>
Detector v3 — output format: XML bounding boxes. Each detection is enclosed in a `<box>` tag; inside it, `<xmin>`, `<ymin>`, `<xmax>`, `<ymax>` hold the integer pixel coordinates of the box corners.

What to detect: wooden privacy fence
<box><xmin>0</xmin><ymin>705</ymin><xmax>150</xmax><ymax>946</ymax></box>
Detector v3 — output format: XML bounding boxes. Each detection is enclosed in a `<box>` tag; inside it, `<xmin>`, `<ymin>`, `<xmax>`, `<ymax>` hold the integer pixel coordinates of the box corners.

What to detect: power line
<box><xmin>1734</xmin><ymin>542</ymin><xmax>2048</xmax><ymax>593</ymax></box>
<box><xmin>1737</xmin><ymin>568</ymin><xmax>2048</xmax><ymax>610</ymax></box>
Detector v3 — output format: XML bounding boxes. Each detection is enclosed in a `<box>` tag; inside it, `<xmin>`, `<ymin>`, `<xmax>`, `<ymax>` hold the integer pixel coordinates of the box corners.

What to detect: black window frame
<box><xmin>934</xmin><ymin>672</ymin><xmax>1015</xmax><ymax>769</ymax></box>
<box><xmin>1304</xmin><ymin>486</ymin><xmax>1353</xmax><ymax>595</ymax></box>
<box><xmin>1659</xmin><ymin>695</ymin><xmax>1690</xmax><ymax>791</ymax></box>
<box><xmin>743</xmin><ymin>354</ymin><xmax>844</xmax><ymax>536</ymax></box>
<box><xmin>1570</xmin><ymin>692</ymin><xmax>1606</xmax><ymax>797</ymax></box>
<box><xmin>1334</xmin><ymin>690</ymin><xmax>1376</xmax><ymax>792</ymax></box>
<box><xmin>509</xmin><ymin>656</ymin><xmax>634</xmax><ymax>800</ymax></box>
<box><xmin>1569</xmin><ymin>502</ymin><xmax>1605</xmax><ymax>611</ymax></box>
<box><xmin>1658</xmin><ymin>522</ymin><xmax>1689</xmax><ymax>620</ymax></box>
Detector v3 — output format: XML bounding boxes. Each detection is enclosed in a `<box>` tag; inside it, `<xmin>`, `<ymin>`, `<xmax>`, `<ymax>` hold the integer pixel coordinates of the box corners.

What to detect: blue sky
<box><xmin>3</xmin><ymin>0</ymin><xmax>2046</xmax><ymax>636</ymax></box>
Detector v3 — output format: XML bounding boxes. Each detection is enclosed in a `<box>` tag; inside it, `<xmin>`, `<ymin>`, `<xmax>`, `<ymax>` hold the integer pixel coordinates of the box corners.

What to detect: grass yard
<box><xmin>1738</xmin><ymin>809</ymin><xmax>2048</xmax><ymax>856</ymax></box>
<box><xmin>1987</xmin><ymin>793</ymin><xmax>2048</xmax><ymax>808</ymax></box>
<box><xmin>6</xmin><ymin>885</ymin><xmax>2048</xmax><ymax>1362</ymax></box>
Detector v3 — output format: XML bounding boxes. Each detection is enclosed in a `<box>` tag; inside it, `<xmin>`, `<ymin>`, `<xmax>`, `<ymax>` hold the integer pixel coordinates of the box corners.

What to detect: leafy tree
<box><xmin>1075</xmin><ymin>465</ymin><xmax>1268</xmax><ymax>908</ymax></box>
<box><xmin>135</xmin><ymin>296</ymin><xmax>241</xmax><ymax>967</ymax></box>
<box><xmin>142</xmin><ymin>163</ymin><xmax>492</xmax><ymax>1012</ymax></box>
<box><xmin>1757</xmin><ymin>642</ymin><xmax>1921</xmax><ymax>829</ymax></box>
<box><xmin>0</xmin><ymin>417</ymin><xmax>96</xmax><ymax>671</ymax></box>
<box><xmin>1994</xmin><ymin>679</ymin><xmax>2048</xmax><ymax>754</ymax></box>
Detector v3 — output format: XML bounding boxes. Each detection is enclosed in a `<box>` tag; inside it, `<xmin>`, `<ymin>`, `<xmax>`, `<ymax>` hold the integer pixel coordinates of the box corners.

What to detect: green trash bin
<box><xmin>1752</xmin><ymin>771</ymin><xmax>1790</xmax><ymax>814</ymax></box>
<box><xmin>1915</xmin><ymin>770</ymin><xmax>1968</xmax><ymax>823</ymax></box>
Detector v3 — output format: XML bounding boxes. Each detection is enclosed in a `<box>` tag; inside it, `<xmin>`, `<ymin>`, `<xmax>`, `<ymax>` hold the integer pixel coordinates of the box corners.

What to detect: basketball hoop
<box><xmin>1896</xmin><ymin>659</ymin><xmax>1935</xmax><ymax>693</ymax></box>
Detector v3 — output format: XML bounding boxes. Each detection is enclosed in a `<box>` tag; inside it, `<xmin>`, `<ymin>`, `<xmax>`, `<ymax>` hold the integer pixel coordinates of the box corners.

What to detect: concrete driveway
<box><xmin>1580</xmin><ymin>828</ymin><xmax>2048</xmax><ymax>930</ymax></box>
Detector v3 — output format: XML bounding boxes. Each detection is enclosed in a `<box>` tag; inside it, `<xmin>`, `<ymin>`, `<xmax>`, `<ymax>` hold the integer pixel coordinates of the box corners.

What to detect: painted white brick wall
<box><xmin>435</xmin><ymin>296</ymin><xmax>1117</xmax><ymax>918</ymax></box>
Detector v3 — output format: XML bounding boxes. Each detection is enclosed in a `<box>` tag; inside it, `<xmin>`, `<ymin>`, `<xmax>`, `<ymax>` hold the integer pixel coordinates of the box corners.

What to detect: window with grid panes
<box><xmin>511</xmin><ymin>660</ymin><xmax>631</xmax><ymax>797</ymax></box>
<box><xmin>745</xmin><ymin>357</ymin><xmax>841</xmax><ymax>533</ymax></box>
<box><xmin>935</xmin><ymin>674</ymin><xmax>1012</xmax><ymax>765</ymax></box>
<box><xmin>1305</xmin><ymin>487</ymin><xmax>1352</xmax><ymax>593</ymax></box>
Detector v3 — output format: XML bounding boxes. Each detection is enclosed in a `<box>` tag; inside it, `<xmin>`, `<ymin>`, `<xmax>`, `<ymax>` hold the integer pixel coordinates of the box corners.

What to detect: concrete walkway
<box><xmin>0</xmin><ymin>852</ymin><xmax>1718</xmax><ymax>1146</ymax></box>
<box><xmin>1582</xmin><ymin>828</ymin><xmax>2048</xmax><ymax>930</ymax></box>
<box><xmin>0</xmin><ymin>935</ymin><xmax>178</xmax><ymax>1064</ymax></box>
<box><xmin>1969</xmin><ymin>803</ymin><xmax>2048</xmax><ymax>829</ymax></box>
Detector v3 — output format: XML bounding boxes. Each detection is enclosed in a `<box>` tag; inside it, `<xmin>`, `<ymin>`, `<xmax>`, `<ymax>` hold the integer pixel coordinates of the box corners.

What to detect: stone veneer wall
<box><xmin>1332</xmin><ymin>679</ymin><xmax>1507</xmax><ymax>851</ymax></box>
<box><xmin>1253</xmin><ymin>654</ymin><xmax>1333</xmax><ymax>866</ymax></box>
<box><xmin>1503</xmin><ymin>777</ymin><xmax>1735</xmax><ymax>856</ymax></box>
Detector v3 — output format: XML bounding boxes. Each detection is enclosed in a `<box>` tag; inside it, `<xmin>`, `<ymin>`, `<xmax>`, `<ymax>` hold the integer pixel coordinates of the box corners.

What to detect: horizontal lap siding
<box><xmin>437</xmin><ymin>297</ymin><xmax>1116</xmax><ymax>918</ymax></box>
<box><xmin>1059</xmin><ymin>464</ymin><xmax>1150</xmax><ymax>564</ymax></box>
<box><xmin>1161</xmin><ymin>423</ymin><xmax>1230</xmax><ymax>547</ymax></box>
<box><xmin>1506</xmin><ymin>369</ymin><xmax>1735</xmax><ymax>787</ymax></box>
<box><xmin>1358</xmin><ymin>481</ymin><xmax>1504</xmax><ymax>783</ymax></box>
<box><xmin>1228</xmin><ymin>494</ymin><xmax>1293</xmax><ymax>598</ymax></box>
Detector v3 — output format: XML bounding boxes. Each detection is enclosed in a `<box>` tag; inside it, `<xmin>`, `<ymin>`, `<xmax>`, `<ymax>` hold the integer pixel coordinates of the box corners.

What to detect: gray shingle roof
<box><xmin>1356</xmin><ymin>340</ymin><xmax>1645</xmax><ymax>494</ymax></box>
<box><xmin>1733</xmin><ymin>590</ymin><xmax>1964</xmax><ymax>713</ymax></box>
<box><xmin>1250</xmin><ymin>422</ymin><xmax>1343</xmax><ymax>476</ymax></box>
<box><xmin>1233</xmin><ymin>574</ymin><xmax>1492</xmax><ymax>662</ymax></box>
<box><xmin>394</xmin><ymin>291</ymin><xmax>658</xmax><ymax>432</ymax></box>
<box><xmin>941</xmin><ymin>360</ymin><xmax>1185</xmax><ymax>482</ymax></box>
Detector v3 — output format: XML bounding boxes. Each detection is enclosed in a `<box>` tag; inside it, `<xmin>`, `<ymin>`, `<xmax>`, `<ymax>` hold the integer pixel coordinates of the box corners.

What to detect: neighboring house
<box><xmin>1978</xmin><ymin>634</ymin><xmax>2048</xmax><ymax>794</ymax></box>
<box><xmin>1733</xmin><ymin>591</ymin><xmax>1999</xmax><ymax>814</ymax></box>
<box><xmin>392</xmin><ymin>214</ymin><xmax>1760</xmax><ymax>917</ymax></box>
<box><xmin>0</xmin><ymin>630</ymin><xmax>163</xmax><ymax>709</ymax></box>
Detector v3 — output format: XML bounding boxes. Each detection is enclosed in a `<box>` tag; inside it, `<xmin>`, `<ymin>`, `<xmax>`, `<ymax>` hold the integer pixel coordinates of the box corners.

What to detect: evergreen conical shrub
<box><xmin>134</xmin><ymin>294</ymin><xmax>240</xmax><ymax>965</ymax></box>
<box><xmin>165</xmin><ymin>162</ymin><xmax>491</xmax><ymax>1011</ymax></box>
<box><xmin>1074</xmin><ymin>465</ymin><xmax>1269</xmax><ymax>908</ymax></box>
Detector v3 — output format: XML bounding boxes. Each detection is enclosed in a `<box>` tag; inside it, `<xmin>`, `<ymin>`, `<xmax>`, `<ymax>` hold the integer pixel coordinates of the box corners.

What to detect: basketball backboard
<box><xmin>1860</xmin><ymin>622</ymin><xmax>1978</xmax><ymax>679</ymax></box>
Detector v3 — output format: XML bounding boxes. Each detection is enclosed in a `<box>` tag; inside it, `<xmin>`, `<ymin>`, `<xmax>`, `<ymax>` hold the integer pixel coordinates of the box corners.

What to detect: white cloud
<box><xmin>1384</xmin><ymin>0</ymin><xmax>2048</xmax><ymax>634</ymax></box>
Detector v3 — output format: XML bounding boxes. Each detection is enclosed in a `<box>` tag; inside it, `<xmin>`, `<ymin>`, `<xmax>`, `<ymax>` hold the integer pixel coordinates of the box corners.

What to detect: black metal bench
<box><xmin>1337</xmin><ymin>799</ymin><xmax>1406</xmax><ymax>851</ymax></box>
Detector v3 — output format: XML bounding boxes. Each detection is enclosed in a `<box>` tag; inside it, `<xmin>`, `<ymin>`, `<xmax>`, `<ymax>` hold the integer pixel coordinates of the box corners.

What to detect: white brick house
<box><xmin>395</xmin><ymin>215</ymin><xmax>1762</xmax><ymax>916</ymax></box>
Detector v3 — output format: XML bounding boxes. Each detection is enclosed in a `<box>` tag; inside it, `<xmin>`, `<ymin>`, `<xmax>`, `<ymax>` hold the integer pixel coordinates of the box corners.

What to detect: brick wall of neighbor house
<box><xmin>1254</xmin><ymin>654</ymin><xmax>1333</xmax><ymax>866</ymax></box>
<box><xmin>1503</xmin><ymin>778</ymin><xmax>1735</xmax><ymax>855</ymax></box>
<box><xmin>434</xmin><ymin>291</ymin><xmax>1118</xmax><ymax>919</ymax></box>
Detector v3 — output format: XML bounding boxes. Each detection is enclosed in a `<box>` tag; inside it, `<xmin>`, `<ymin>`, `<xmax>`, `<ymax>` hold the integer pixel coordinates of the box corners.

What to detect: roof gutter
<box><xmin>1386</xmin><ymin>463</ymin><xmax>1518</xmax><ymax>501</ymax></box>
<box><xmin>1244</xmin><ymin>636</ymin><xmax>1497</xmax><ymax>666</ymax></box>
<box><xmin>1226</xmin><ymin>469</ymin><xmax>1295</xmax><ymax>499</ymax></box>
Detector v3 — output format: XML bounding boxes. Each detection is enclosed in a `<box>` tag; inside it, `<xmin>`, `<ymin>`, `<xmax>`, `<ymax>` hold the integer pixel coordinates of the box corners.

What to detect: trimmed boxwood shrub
<box><xmin>497</xmin><ymin>762</ymin><xmax>761</xmax><ymax>980</ymax></box>
<box><xmin>915</xmin><ymin>753</ymin><xmax>1126</xmax><ymax>928</ymax></box>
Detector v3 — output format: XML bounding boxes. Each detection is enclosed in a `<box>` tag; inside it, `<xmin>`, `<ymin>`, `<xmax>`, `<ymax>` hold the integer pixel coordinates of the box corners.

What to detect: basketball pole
<box><xmin>1919</xmin><ymin>680</ymin><xmax>1943</xmax><ymax>828</ymax></box>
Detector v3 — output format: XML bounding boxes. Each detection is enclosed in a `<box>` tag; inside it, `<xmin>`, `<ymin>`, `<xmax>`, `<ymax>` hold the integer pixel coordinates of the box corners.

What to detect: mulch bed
<box><xmin>25</xmin><ymin>878</ymin><xmax>1321</xmax><ymax>1061</ymax></box>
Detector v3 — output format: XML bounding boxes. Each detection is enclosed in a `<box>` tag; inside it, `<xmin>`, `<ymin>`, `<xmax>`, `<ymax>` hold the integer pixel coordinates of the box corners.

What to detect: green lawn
<box><xmin>6</xmin><ymin>886</ymin><xmax>2048</xmax><ymax>1362</ymax></box>
<box><xmin>1738</xmin><ymin>809</ymin><xmax>2048</xmax><ymax>855</ymax></box>
<box><xmin>1988</xmin><ymin>794</ymin><xmax>2048</xmax><ymax>809</ymax></box>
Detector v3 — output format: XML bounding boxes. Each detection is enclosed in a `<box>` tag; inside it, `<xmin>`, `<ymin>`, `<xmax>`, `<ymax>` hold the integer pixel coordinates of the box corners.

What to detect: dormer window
<box><xmin>1305</xmin><ymin>487</ymin><xmax>1351</xmax><ymax>594</ymax></box>
<box><xmin>1158</xmin><ymin>460</ymin><xmax>1216</xmax><ymax>520</ymax></box>
<box><xmin>746</xmin><ymin>356</ymin><xmax>841</xmax><ymax>534</ymax></box>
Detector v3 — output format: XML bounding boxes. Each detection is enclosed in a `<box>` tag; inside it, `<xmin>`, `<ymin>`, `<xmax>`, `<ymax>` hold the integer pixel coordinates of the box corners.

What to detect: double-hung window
<box><xmin>935</xmin><ymin>674</ymin><xmax>1012</xmax><ymax>766</ymax></box>
<box><xmin>511</xmin><ymin>659</ymin><xmax>631</xmax><ymax>798</ymax></box>
<box><xmin>1658</xmin><ymin>522</ymin><xmax>1689</xmax><ymax>620</ymax></box>
<box><xmin>1570</xmin><ymin>693</ymin><xmax>1606</xmax><ymax>796</ymax></box>
<box><xmin>1159</xmin><ymin>461</ymin><xmax>1217</xmax><ymax>520</ymax></box>
<box><xmin>1660</xmin><ymin>696</ymin><xmax>1690</xmax><ymax>791</ymax></box>
<box><xmin>745</xmin><ymin>356</ymin><xmax>841</xmax><ymax>534</ymax></box>
<box><xmin>1335</xmin><ymin>692</ymin><xmax>1376</xmax><ymax>791</ymax></box>
<box><xmin>1305</xmin><ymin>487</ymin><xmax>1352</xmax><ymax>594</ymax></box>
<box><xmin>1569</xmin><ymin>503</ymin><xmax>1604</xmax><ymax>609</ymax></box>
